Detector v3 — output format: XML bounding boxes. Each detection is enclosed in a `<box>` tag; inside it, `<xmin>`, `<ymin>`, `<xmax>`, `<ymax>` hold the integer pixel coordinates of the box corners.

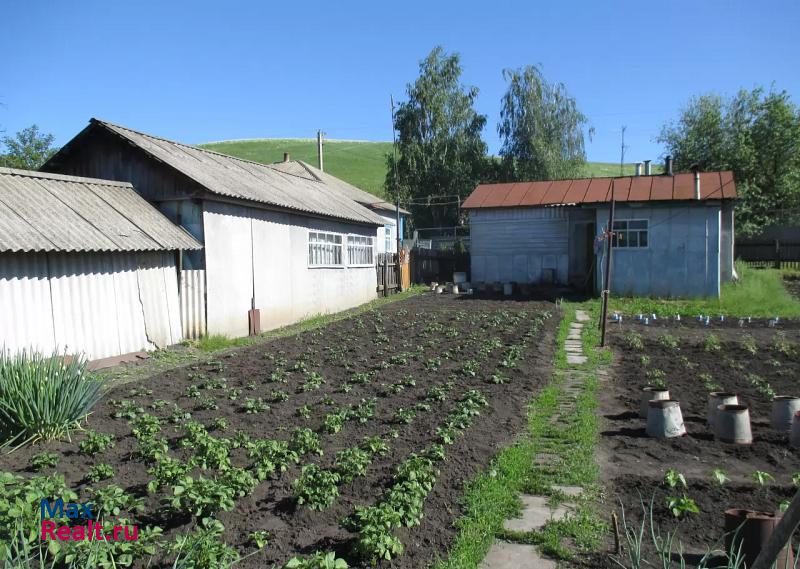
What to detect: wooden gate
<box><xmin>376</xmin><ymin>253</ymin><xmax>399</xmax><ymax>296</ymax></box>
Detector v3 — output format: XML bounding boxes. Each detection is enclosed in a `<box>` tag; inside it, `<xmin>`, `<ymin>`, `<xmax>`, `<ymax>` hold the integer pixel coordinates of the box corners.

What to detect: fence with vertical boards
<box><xmin>736</xmin><ymin>240</ymin><xmax>800</xmax><ymax>270</ymax></box>
<box><xmin>376</xmin><ymin>253</ymin><xmax>399</xmax><ymax>296</ymax></box>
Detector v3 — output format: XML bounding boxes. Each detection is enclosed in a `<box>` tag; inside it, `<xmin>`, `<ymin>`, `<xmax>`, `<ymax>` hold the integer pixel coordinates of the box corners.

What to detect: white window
<box><xmin>348</xmin><ymin>235</ymin><xmax>374</xmax><ymax>266</ymax></box>
<box><xmin>308</xmin><ymin>231</ymin><xmax>343</xmax><ymax>266</ymax></box>
<box><xmin>384</xmin><ymin>225</ymin><xmax>392</xmax><ymax>253</ymax></box>
<box><xmin>612</xmin><ymin>219</ymin><xmax>648</xmax><ymax>249</ymax></box>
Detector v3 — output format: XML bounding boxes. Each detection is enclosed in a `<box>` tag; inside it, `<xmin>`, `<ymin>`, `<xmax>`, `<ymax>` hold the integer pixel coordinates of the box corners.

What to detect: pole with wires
<box><xmin>600</xmin><ymin>184</ymin><xmax>616</xmax><ymax>347</ymax></box>
<box><xmin>390</xmin><ymin>95</ymin><xmax>402</xmax><ymax>290</ymax></box>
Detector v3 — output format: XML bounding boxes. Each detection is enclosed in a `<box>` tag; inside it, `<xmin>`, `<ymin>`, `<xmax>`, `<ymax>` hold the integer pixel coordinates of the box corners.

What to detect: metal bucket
<box><xmin>646</xmin><ymin>400</ymin><xmax>686</xmax><ymax>439</ymax></box>
<box><xmin>714</xmin><ymin>404</ymin><xmax>752</xmax><ymax>444</ymax></box>
<box><xmin>639</xmin><ymin>387</ymin><xmax>670</xmax><ymax>419</ymax></box>
<box><xmin>771</xmin><ymin>396</ymin><xmax>800</xmax><ymax>432</ymax></box>
<box><xmin>435</xmin><ymin>285</ymin><xmax>444</xmax><ymax>294</ymax></box>
<box><xmin>707</xmin><ymin>392</ymin><xmax>739</xmax><ymax>428</ymax></box>
<box><xmin>791</xmin><ymin>411</ymin><xmax>800</xmax><ymax>448</ymax></box>
<box><xmin>724</xmin><ymin>509</ymin><xmax>793</xmax><ymax>569</ymax></box>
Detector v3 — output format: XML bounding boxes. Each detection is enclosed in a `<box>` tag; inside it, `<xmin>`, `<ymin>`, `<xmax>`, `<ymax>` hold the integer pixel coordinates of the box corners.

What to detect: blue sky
<box><xmin>1</xmin><ymin>0</ymin><xmax>798</xmax><ymax>163</ymax></box>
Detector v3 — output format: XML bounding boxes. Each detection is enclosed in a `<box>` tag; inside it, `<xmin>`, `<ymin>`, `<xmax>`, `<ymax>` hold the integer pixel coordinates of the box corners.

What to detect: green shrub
<box><xmin>0</xmin><ymin>350</ymin><xmax>106</xmax><ymax>446</ymax></box>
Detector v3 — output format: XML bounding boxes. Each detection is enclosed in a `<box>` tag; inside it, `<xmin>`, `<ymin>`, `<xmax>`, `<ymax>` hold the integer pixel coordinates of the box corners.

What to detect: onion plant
<box><xmin>0</xmin><ymin>349</ymin><xmax>106</xmax><ymax>447</ymax></box>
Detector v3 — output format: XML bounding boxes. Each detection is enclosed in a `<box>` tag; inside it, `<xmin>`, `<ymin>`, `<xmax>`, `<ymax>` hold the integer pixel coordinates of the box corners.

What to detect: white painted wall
<box><xmin>203</xmin><ymin>201</ymin><xmax>378</xmax><ymax>337</ymax></box>
<box><xmin>0</xmin><ymin>251</ymin><xmax>182</xmax><ymax>360</ymax></box>
<box><xmin>469</xmin><ymin>207</ymin><xmax>570</xmax><ymax>284</ymax></box>
<box><xmin>375</xmin><ymin>212</ymin><xmax>398</xmax><ymax>254</ymax></box>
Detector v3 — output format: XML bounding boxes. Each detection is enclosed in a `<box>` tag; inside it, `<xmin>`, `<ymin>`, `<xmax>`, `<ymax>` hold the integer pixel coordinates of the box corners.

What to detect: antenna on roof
<box><xmin>619</xmin><ymin>125</ymin><xmax>627</xmax><ymax>177</ymax></box>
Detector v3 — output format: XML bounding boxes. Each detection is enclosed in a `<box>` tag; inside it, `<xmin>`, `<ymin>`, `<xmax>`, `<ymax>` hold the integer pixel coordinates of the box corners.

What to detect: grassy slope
<box><xmin>201</xmin><ymin>139</ymin><xmax>393</xmax><ymax>198</ymax></box>
<box><xmin>200</xmin><ymin>138</ymin><xmax>648</xmax><ymax>199</ymax></box>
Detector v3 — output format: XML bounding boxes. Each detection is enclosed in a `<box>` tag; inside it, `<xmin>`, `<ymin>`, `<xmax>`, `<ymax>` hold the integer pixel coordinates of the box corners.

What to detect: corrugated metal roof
<box><xmin>89</xmin><ymin>120</ymin><xmax>388</xmax><ymax>226</ymax></box>
<box><xmin>0</xmin><ymin>167</ymin><xmax>202</xmax><ymax>253</ymax></box>
<box><xmin>462</xmin><ymin>171</ymin><xmax>737</xmax><ymax>209</ymax></box>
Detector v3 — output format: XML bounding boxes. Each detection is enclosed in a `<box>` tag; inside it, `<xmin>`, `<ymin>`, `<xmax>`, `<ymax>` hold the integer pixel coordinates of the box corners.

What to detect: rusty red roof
<box><xmin>461</xmin><ymin>171</ymin><xmax>737</xmax><ymax>209</ymax></box>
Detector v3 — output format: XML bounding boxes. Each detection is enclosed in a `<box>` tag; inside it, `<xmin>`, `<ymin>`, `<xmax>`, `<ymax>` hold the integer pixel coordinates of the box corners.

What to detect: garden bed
<box><xmin>0</xmin><ymin>293</ymin><xmax>558</xmax><ymax>568</ymax></box>
<box><xmin>593</xmin><ymin>317</ymin><xmax>800</xmax><ymax>565</ymax></box>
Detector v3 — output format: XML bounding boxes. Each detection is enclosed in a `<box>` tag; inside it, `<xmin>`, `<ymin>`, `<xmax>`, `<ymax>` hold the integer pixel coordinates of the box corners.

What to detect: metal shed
<box><xmin>0</xmin><ymin>167</ymin><xmax>201</xmax><ymax>360</ymax></box>
<box><xmin>463</xmin><ymin>170</ymin><xmax>737</xmax><ymax>298</ymax></box>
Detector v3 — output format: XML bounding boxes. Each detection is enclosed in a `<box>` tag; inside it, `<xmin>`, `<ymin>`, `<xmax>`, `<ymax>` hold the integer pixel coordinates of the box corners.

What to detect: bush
<box><xmin>0</xmin><ymin>350</ymin><xmax>106</xmax><ymax>446</ymax></box>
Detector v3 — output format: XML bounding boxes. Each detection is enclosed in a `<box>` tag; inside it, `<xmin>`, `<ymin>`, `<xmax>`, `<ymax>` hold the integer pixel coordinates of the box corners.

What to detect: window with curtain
<box><xmin>347</xmin><ymin>235</ymin><xmax>374</xmax><ymax>266</ymax></box>
<box><xmin>308</xmin><ymin>231</ymin><xmax>343</xmax><ymax>266</ymax></box>
<box><xmin>384</xmin><ymin>225</ymin><xmax>392</xmax><ymax>253</ymax></box>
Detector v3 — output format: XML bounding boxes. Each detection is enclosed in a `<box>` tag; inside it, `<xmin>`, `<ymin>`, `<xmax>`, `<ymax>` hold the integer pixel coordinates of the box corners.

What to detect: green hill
<box><xmin>200</xmin><ymin>138</ymin><xmax>649</xmax><ymax>199</ymax></box>
<box><xmin>201</xmin><ymin>139</ymin><xmax>393</xmax><ymax>198</ymax></box>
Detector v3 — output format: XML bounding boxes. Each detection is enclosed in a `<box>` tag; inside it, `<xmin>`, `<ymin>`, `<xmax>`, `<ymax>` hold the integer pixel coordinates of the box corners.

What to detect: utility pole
<box><xmin>390</xmin><ymin>95</ymin><xmax>402</xmax><ymax>290</ymax></box>
<box><xmin>600</xmin><ymin>182</ymin><xmax>616</xmax><ymax>347</ymax></box>
<box><xmin>619</xmin><ymin>126</ymin><xmax>627</xmax><ymax>177</ymax></box>
<box><xmin>317</xmin><ymin>130</ymin><xmax>325</xmax><ymax>172</ymax></box>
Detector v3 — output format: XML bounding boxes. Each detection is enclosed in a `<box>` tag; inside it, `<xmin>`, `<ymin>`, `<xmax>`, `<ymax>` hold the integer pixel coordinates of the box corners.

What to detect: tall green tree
<box><xmin>659</xmin><ymin>88</ymin><xmax>800</xmax><ymax>236</ymax></box>
<box><xmin>1</xmin><ymin>125</ymin><xmax>57</xmax><ymax>170</ymax></box>
<box><xmin>498</xmin><ymin>65</ymin><xmax>589</xmax><ymax>182</ymax></box>
<box><xmin>386</xmin><ymin>47</ymin><xmax>488</xmax><ymax>231</ymax></box>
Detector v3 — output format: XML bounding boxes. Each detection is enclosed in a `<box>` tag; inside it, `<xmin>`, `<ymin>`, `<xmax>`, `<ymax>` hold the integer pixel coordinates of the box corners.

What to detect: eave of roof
<box><xmin>0</xmin><ymin>167</ymin><xmax>201</xmax><ymax>253</ymax></box>
<box><xmin>50</xmin><ymin>119</ymin><xmax>387</xmax><ymax>227</ymax></box>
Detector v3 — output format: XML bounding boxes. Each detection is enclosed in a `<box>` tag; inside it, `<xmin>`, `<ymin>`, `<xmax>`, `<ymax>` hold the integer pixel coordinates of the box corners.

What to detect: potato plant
<box><xmin>294</xmin><ymin>465</ymin><xmax>340</xmax><ymax>510</ymax></box>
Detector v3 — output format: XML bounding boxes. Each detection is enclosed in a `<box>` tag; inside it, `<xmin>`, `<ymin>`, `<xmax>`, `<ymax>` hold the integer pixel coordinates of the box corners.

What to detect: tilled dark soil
<box><xmin>592</xmin><ymin>318</ymin><xmax>800</xmax><ymax>566</ymax></box>
<box><xmin>0</xmin><ymin>293</ymin><xmax>559</xmax><ymax>568</ymax></box>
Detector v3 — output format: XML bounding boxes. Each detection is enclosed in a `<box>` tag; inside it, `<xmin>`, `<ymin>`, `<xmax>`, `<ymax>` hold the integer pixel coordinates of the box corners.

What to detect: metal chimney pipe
<box><xmin>634</xmin><ymin>162</ymin><xmax>643</xmax><ymax>176</ymax></box>
<box><xmin>692</xmin><ymin>164</ymin><xmax>701</xmax><ymax>200</ymax></box>
<box><xmin>665</xmin><ymin>156</ymin><xmax>673</xmax><ymax>176</ymax></box>
<box><xmin>643</xmin><ymin>160</ymin><xmax>652</xmax><ymax>175</ymax></box>
<box><xmin>283</xmin><ymin>152</ymin><xmax>290</xmax><ymax>162</ymax></box>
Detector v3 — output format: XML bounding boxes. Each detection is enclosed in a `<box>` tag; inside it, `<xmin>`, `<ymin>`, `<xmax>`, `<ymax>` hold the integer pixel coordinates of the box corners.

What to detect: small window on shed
<box><xmin>612</xmin><ymin>219</ymin><xmax>648</xmax><ymax>249</ymax></box>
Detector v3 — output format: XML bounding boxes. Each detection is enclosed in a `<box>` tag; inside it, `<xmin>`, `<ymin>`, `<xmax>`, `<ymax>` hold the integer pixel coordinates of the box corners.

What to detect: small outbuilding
<box><xmin>462</xmin><ymin>168</ymin><xmax>737</xmax><ymax>298</ymax></box>
<box><xmin>43</xmin><ymin>119</ymin><xmax>389</xmax><ymax>338</ymax></box>
<box><xmin>0</xmin><ymin>167</ymin><xmax>201</xmax><ymax>360</ymax></box>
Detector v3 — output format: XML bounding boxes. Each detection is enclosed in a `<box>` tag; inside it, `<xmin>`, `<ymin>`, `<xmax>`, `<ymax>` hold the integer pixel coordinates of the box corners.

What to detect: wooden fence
<box><xmin>376</xmin><ymin>253</ymin><xmax>399</xmax><ymax>296</ymax></box>
<box><xmin>409</xmin><ymin>248</ymin><xmax>470</xmax><ymax>284</ymax></box>
<box><xmin>736</xmin><ymin>240</ymin><xmax>800</xmax><ymax>270</ymax></box>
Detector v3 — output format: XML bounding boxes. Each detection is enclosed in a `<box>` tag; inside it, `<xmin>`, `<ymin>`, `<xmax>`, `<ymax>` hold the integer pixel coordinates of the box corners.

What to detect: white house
<box><xmin>43</xmin><ymin>119</ymin><xmax>389</xmax><ymax>338</ymax></box>
<box><xmin>270</xmin><ymin>160</ymin><xmax>409</xmax><ymax>254</ymax></box>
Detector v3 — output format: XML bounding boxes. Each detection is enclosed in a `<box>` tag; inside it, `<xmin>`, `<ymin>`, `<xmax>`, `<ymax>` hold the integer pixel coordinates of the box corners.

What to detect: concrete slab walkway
<box><xmin>480</xmin><ymin>309</ymin><xmax>592</xmax><ymax>569</ymax></box>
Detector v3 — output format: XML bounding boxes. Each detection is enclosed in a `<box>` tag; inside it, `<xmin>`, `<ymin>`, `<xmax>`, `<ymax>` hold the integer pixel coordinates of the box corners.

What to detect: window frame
<box><xmin>611</xmin><ymin>218</ymin><xmax>649</xmax><ymax>250</ymax></box>
<box><xmin>307</xmin><ymin>230</ymin><xmax>344</xmax><ymax>268</ymax></box>
<box><xmin>384</xmin><ymin>225</ymin><xmax>392</xmax><ymax>253</ymax></box>
<box><xmin>347</xmin><ymin>234</ymin><xmax>375</xmax><ymax>267</ymax></box>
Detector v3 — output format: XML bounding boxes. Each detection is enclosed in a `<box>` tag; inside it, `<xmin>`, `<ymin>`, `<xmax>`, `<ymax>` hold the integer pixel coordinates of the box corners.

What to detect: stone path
<box><xmin>480</xmin><ymin>309</ymin><xmax>592</xmax><ymax>569</ymax></box>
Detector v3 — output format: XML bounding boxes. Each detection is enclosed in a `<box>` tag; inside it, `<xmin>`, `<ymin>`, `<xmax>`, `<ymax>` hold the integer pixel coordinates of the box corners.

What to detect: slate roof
<box><xmin>0</xmin><ymin>167</ymin><xmax>201</xmax><ymax>253</ymax></box>
<box><xmin>79</xmin><ymin>119</ymin><xmax>387</xmax><ymax>226</ymax></box>
<box><xmin>270</xmin><ymin>160</ymin><xmax>410</xmax><ymax>215</ymax></box>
